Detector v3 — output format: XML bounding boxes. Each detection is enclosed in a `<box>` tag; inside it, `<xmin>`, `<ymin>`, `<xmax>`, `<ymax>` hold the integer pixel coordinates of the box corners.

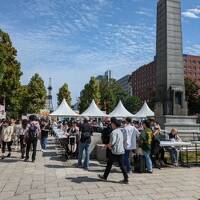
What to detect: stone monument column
<box><xmin>155</xmin><ymin>0</ymin><xmax>188</xmax><ymax>116</ymax></box>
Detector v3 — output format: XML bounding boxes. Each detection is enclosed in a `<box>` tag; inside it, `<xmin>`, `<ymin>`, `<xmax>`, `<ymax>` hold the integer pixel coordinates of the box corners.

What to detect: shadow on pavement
<box><xmin>66</xmin><ymin>176</ymin><xmax>119</xmax><ymax>184</ymax></box>
<box><xmin>0</xmin><ymin>158</ymin><xmax>20</xmax><ymax>163</ymax></box>
<box><xmin>44</xmin><ymin>164</ymin><xmax>66</xmax><ymax>168</ymax></box>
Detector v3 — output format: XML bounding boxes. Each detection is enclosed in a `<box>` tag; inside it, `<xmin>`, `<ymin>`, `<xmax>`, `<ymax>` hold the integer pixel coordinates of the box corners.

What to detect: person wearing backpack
<box><xmin>24</xmin><ymin>115</ymin><xmax>41</xmax><ymax>163</ymax></box>
<box><xmin>77</xmin><ymin>118</ymin><xmax>93</xmax><ymax>170</ymax></box>
<box><xmin>139</xmin><ymin>120</ymin><xmax>153</xmax><ymax>173</ymax></box>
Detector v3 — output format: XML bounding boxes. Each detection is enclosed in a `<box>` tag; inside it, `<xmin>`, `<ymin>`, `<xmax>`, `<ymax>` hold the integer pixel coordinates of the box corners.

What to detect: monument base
<box><xmin>156</xmin><ymin>115</ymin><xmax>200</xmax><ymax>141</ymax></box>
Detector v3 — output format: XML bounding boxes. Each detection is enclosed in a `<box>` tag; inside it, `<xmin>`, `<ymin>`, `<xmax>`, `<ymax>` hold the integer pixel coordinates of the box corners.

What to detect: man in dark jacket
<box><xmin>77</xmin><ymin>118</ymin><xmax>93</xmax><ymax>170</ymax></box>
<box><xmin>24</xmin><ymin>115</ymin><xmax>41</xmax><ymax>163</ymax></box>
<box><xmin>101</xmin><ymin>118</ymin><xmax>112</xmax><ymax>159</ymax></box>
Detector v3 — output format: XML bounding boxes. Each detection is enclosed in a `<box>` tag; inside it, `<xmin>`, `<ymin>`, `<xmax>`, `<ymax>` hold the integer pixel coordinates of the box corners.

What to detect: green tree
<box><xmin>99</xmin><ymin>78</ymin><xmax>127</xmax><ymax>113</ymax></box>
<box><xmin>185</xmin><ymin>77</ymin><xmax>200</xmax><ymax>115</ymax></box>
<box><xmin>0</xmin><ymin>29</ymin><xmax>22</xmax><ymax>117</ymax></box>
<box><xmin>79</xmin><ymin>77</ymin><xmax>100</xmax><ymax>112</ymax></box>
<box><xmin>17</xmin><ymin>85</ymin><xmax>28</xmax><ymax>115</ymax></box>
<box><xmin>57</xmin><ymin>83</ymin><xmax>72</xmax><ymax>106</ymax></box>
<box><xmin>26</xmin><ymin>73</ymin><xmax>47</xmax><ymax>114</ymax></box>
<box><xmin>123</xmin><ymin>95</ymin><xmax>142</xmax><ymax>114</ymax></box>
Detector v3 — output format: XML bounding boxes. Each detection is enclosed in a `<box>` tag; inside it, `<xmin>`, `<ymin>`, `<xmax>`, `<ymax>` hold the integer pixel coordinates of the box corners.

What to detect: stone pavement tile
<box><xmin>87</xmin><ymin>187</ymin><xmax>114</xmax><ymax>194</ymax></box>
<box><xmin>46</xmin><ymin>186</ymin><xmax>72</xmax><ymax>193</ymax></box>
<box><xmin>46</xmin><ymin>192</ymin><xmax>60</xmax><ymax>199</ymax></box>
<box><xmin>154</xmin><ymin>186</ymin><xmax>181</xmax><ymax>192</ymax></box>
<box><xmin>30</xmin><ymin>192</ymin><xmax>47</xmax><ymax>199</ymax></box>
<box><xmin>123</xmin><ymin>194</ymin><xmax>153</xmax><ymax>200</ymax></box>
<box><xmin>0</xmin><ymin>191</ymin><xmax>15</xmax><ymax>200</ymax></box>
<box><xmin>24</xmin><ymin>188</ymin><xmax>45</xmax><ymax>195</ymax></box>
<box><xmin>1</xmin><ymin>138</ymin><xmax>200</xmax><ymax>200</ymax></box>
<box><xmin>8</xmin><ymin>194</ymin><xmax>30</xmax><ymax>200</ymax></box>
<box><xmin>149</xmin><ymin>192</ymin><xmax>178</xmax><ymax>200</ymax></box>
<box><xmin>2</xmin><ymin>185</ymin><xmax>18</xmax><ymax>192</ymax></box>
<box><xmin>15</xmin><ymin>186</ymin><xmax>31</xmax><ymax>195</ymax></box>
<box><xmin>82</xmin><ymin>182</ymin><xmax>99</xmax><ymax>189</ymax></box>
<box><xmin>97</xmin><ymin>198</ymin><xmax>122</xmax><ymax>200</ymax></box>
<box><xmin>175</xmin><ymin>191</ymin><xmax>200</xmax><ymax>199</ymax></box>
<box><xmin>60</xmin><ymin>189</ymin><xmax>88</xmax><ymax>197</ymax></box>
<box><xmin>44</xmin><ymin>183</ymin><xmax>58</xmax><ymax>188</ymax></box>
<box><xmin>76</xmin><ymin>193</ymin><xmax>105</xmax><ymax>200</ymax></box>
<box><xmin>48</xmin><ymin>196</ymin><xmax>77</xmax><ymax>200</ymax></box>
<box><xmin>104</xmin><ymin>191</ymin><xmax>132</xmax><ymax>198</ymax></box>
<box><xmin>129</xmin><ymin>188</ymin><xmax>158</xmax><ymax>196</ymax></box>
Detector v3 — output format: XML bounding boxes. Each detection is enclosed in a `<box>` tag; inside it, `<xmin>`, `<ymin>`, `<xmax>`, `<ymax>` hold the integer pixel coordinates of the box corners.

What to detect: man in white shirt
<box><xmin>123</xmin><ymin>117</ymin><xmax>140</xmax><ymax>173</ymax></box>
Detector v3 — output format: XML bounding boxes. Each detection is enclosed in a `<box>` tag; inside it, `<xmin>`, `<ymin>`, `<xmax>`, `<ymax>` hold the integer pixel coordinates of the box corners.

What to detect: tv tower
<box><xmin>47</xmin><ymin>78</ymin><xmax>53</xmax><ymax>112</ymax></box>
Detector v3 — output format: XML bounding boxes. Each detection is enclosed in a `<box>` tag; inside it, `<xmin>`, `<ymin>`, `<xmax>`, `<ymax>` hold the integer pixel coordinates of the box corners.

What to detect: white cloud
<box><xmin>182</xmin><ymin>7</ymin><xmax>200</xmax><ymax>19</ymax></box>
<box><xmin>0</xmin><ymin>0</ymin><xmax>156</xmax><ymax>105</ymax></box>
<box><xmin>136</xmin><ymin>8</ymin><xmax>153</xmax><ymax>17</ymax></box>
<box><xmin>185</xmin><ymin>44</ymin><xmax>200</xmax><ymax>56</ymax></box>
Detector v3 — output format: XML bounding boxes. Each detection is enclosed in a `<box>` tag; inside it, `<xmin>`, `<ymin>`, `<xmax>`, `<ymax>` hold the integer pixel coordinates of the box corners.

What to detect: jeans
<box><xmin>2</xmin><ymin>141</ymin><xmax>12</xmax><ymax>154</ymax></box>
<box><xmin>143</xmin><ymin>150</ymin><xmax>153</xmax><ymax>172</ymax></box>
<box><xmin>19</xmin><ymin>135</ymin><xmax>26</xmax><ymax>158</ymax></box>
<box><xmin>170</xmin><ymin>148</ymin><xmax>178</xmax><ymax>164</ymax></box>
<box><xmin>25</xmin><ymin>139</ymin><xmax>37</xmax><ymax>161</ymax></box>
<box><xmin>41</xmin><ymin>137</ymin><xmax>48</xmax><ymax>149</ymax></box>
<box><xmin>78</xmin><ymin>142</ymin><xmax>90</xmax><ymax>169</ymax></box>
<box><xmin>104</xmin><ymin>153</ymin><xmax>128</xmax><ymax>181</ymax></box>
<box><xmin>124</xmin><ymin>150</ymin><xmax>131</xmax><ymax>172</ymax></box>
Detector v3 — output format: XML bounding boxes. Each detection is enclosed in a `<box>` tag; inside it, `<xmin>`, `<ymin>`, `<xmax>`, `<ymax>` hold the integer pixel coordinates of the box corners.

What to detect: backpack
<box><xmin>28</xmin><ymin>124</ymin><xmax>38</xmax><ymax>140</ymax></box>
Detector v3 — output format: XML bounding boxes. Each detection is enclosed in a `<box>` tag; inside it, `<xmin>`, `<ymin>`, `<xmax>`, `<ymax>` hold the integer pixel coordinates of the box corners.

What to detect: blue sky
<box><xmin>0</xmin><ymin>0</ymin><xmax>200</xmax><ymax>106</ymax></box>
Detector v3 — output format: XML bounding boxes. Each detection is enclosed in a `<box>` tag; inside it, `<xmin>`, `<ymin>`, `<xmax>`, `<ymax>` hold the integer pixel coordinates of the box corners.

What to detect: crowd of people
<box><xmin>0</xmin><ymin>115</ymin><xmax>182</xmax><ymax>184</ymax></box>
<box><xmin>0</xmin><ymin>115</ymin><xmax>50</xmax><ymax>162</ymax></box>
<box><xmin>55</xmin><ymin>117</ymin><xmax>182</xmax><ymax>184</ymax></box>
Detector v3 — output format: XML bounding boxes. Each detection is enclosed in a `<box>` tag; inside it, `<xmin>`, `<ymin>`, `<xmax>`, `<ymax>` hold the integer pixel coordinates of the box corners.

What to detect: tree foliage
<box><xmin>79</xmin><ymin>77</ymin><xmax>100</xmax><ymax>112</ymax></box>
<box><xmin>26</xmin><ymin>73</ymin><xmax>47</xmax><ymax>114</ymax></box>
<box><xmin>0</xmin><ymin>29</ymin><xmax>22</xmax><ymax>117</ymax></box>
<box><xmin>123</xmin><ymin>95</ymin><xmax>142</xmax><ymax>114</ymax></box>
<box><xmin>79</xmin><ymin>76</ymin><xmax>142</xmax><ymax>114</ymax></box>
<box><xmin>185</xmin><ymin>77</ymin><xmax>200</xmax><ymax>115</ymax></box>
<box><xmin>99</xmin><ymin>78</ymin><xmax>127</xmax><ymax>113</ymax></box>
<box><xmin>57</xmin><ymin>83</ymin><xmax>72</xmax><ymax>106</ymax></box>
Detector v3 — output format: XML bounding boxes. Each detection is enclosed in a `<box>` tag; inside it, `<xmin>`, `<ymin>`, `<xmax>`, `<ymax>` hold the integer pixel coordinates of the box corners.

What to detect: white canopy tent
<box><xmin>109</xmin><ymin>100</ymin><xmax>135</xmax><ymax>118</ymax></box>
<box><xmin>134</xmin><ymin>101</ymin><xmax>154</xmax><ymax>118</ymax></box>
<box><xmin>50</xmin><ymin>99</ymin><xmax>79</xmax><ymax>117</ymax></box>
<box><xmin>81</xmin><ymin>100</ymin><xmax>107</xmax><ymax>117</ymax></box>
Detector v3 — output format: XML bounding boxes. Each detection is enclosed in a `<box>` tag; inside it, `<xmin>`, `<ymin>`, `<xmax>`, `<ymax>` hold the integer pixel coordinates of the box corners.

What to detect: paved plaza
<box><xmin>0</xmin><ymin>138</ymin><xmax>200</xmax><ymax>200</ymax></box>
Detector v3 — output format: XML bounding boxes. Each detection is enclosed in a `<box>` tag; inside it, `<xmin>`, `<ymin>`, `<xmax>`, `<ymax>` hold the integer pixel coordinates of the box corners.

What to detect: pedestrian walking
<box><xmin>123</xmin><ymin>117</ymin><xmax>140</xmax><ymax>173</ymax></box>
<box><xmin>24</xmin><ymin>115</ymin><xmax>41</xmax><ymax>163</ymax></box>
<box><xmin>77</xmin><ymin>118</ymin><xmax>93</xmax><ymax>170</ymax></box>
<box><xmin>19</xmin><ymin>119</ymin><xmax>28</xmax><ymax>159</ymax></box>
<box><xmin>1</xmin><ymin>120</ymin><xmax>15</xmax><ymax>159</ymax></box>
<box><xmin>98</xmin><ymin>118</ymin><xmax>128</xmax><ymax>184</ymax></box>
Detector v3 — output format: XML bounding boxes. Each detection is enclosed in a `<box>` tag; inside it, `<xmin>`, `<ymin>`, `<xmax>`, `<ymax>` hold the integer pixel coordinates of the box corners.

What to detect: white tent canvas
<box><xmin>81</xmin><ymin>100</ymin><xmax>107</xmax><ymax>117</ymax></box>
<box><xmin>109</xmin><ymin>100</ymin><xmax>134</xmax><ymax>118</ymax></box>
<box><xmin>50</xmin><ymin>99</ymin><xmax>79</xmax><ymax>117</ymax></box>
<box><xmin>134</xmin><ymin>101</ymin><xmax>154</xmax><ymax>118</ymax></box>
